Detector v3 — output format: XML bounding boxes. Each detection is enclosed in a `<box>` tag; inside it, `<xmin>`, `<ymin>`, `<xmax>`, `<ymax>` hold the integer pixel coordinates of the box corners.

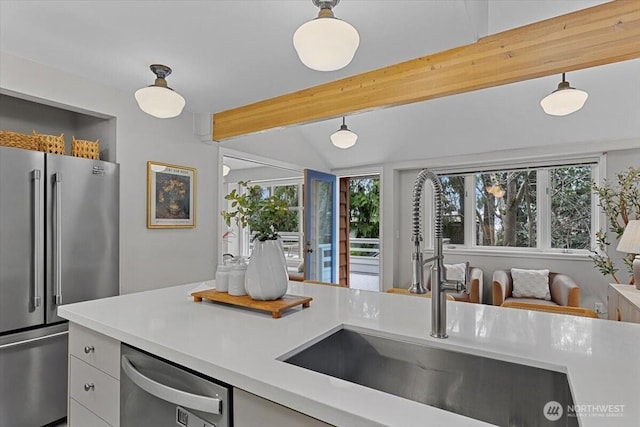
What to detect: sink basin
<box><xmin>282</xmin><ymin>328</ymin><xmax>577</xmax><ymax>427</ymax></box>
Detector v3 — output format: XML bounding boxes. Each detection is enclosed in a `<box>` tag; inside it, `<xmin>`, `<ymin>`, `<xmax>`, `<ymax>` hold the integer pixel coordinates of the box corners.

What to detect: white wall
<box><xmin>1</xmin><ymin>52</ymin><xmax>217</xmax><ymax>294</ymax></box>
<box><xmin>383</xmin><ymin>140</ymin><xmax>640</xmax><ymax>313</ymax></box>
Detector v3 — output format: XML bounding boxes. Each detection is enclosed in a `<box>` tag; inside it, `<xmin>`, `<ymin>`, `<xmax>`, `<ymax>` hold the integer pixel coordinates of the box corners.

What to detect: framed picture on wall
<box><xmin>147</xmin><ymin>161</ymin><xmax>197</xmax><ymax>228</ymax></box>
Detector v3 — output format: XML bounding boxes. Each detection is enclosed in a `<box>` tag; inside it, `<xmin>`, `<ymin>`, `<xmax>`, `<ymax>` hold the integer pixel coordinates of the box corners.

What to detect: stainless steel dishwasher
<box><xmin>120</xmin><ymin>344</ymin><xmax>231</xmax><ymax>427</ymax></box>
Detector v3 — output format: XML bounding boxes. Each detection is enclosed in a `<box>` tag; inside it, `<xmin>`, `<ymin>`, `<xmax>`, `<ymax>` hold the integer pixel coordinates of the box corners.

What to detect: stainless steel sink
<box><xmin>282</xmin><ymin>328</ymin><xmax>577</xmax><ymax>427</ymax></box>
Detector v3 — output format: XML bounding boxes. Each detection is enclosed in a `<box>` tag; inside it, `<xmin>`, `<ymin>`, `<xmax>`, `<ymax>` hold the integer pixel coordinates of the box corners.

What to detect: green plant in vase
<box><xmin>591</xmin><ymin>166</ymin><xmax>640</xmax><ymax>284</ymax></box>
<box><xmin>221</xmin><ymin>181</ymin><xmax>292</xmax><ymax>300</ymax></box>
<box><xmin>221</xmin><ymin>181</ymin><xmax>292</xmax><ymax>241</ymax></box>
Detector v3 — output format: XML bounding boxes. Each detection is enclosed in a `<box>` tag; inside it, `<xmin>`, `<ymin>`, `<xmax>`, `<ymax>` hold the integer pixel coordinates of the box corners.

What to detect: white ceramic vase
<box><xmin>245</xmin><ymin>238</ymin><xmax>288</xmax><ymax>300</ymax></box>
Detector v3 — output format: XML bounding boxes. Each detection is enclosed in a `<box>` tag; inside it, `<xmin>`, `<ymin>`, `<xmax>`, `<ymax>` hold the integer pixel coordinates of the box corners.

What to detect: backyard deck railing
<box><xmin>257</xmin><ymin>234</ymin><xmax>380</xmax><ymax>276</ymax></box>
<box><xmin>350</xmin><ymin>237</ymin><xmax>379</xmax><ymax>275</ymax></box>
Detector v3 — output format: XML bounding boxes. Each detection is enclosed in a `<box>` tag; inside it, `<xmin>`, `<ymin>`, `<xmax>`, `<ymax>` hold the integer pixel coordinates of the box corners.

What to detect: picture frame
<box><xmin>147</xmin><ymin>161</ymin><xmax>197</xmax><ymax>229</ymax></box>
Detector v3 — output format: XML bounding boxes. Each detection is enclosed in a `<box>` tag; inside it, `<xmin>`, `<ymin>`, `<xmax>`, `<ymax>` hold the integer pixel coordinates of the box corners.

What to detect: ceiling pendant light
<box><xmin>540</xmin><ymin>72</ymin><xmax>588</xmax><ymax>116</ymax></box>
<box><xmin>293</xmin><ymin>0</ymin><xmax>360</xmax><ymax>72</ymax></box>
<box><xmin>331</xmin><ymin>116</ymin><xmax>357</xmax><ymax>149</ymax></box>
<box><xmin>134</xmin><ymin>64</ymin><xmax>186</xmax><ymax>118</ymax></box>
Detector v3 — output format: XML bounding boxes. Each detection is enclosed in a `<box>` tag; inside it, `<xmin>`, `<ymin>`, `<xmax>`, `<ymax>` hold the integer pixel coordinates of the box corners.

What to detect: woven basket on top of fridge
<box><xmin>0</xmin><ymin>130</ymin><xmax>40</xmax><ymax>151</ymax></box>
<box><xmin>33</xmin><ymin>131</ymin><xmax>66</xmax><ymax>155</ymax></box>
<box><xmin>71</xmin><ymin>136</ymin><xmax>99</xmax><ymax>160</ymax></box>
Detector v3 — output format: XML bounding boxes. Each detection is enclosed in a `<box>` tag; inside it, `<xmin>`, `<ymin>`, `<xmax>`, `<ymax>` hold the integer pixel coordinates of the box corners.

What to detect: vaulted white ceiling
<box><xmin>1</xmin><ymin>0</ymin><xmax>637</xmax><ymax>171</ymax></box>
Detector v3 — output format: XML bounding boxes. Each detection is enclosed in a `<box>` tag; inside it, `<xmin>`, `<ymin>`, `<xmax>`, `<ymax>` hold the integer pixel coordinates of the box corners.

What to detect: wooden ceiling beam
<box><xmin>212</xmin><ymin>1</ymin><xmax>640</xmax><ymax>141</ymax></box>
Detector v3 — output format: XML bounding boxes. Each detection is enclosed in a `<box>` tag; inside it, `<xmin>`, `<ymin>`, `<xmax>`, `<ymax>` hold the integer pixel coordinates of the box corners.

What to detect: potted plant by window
<box><xmin>591</xmin><ymin>167</ymin><xmax>640</xmax><ymax>285</ymax></box>
<box><xmin>221</xmin><ymin>181</ymin><xmax>291</xmax><ymax>300</ymax></box>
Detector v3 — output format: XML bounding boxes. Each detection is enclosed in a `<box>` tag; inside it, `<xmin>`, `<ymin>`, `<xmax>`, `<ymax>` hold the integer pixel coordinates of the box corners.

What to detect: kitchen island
<box><xmin>59</xmin><ymin>281</ymin><xmax>640</xmax><ymax>426</ymax></box>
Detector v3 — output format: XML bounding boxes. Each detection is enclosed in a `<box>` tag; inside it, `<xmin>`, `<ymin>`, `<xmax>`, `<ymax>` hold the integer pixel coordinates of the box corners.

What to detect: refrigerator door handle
<box><xmin>54</xmin><ymin>172</ymin><xmax>63</xmax><ymax>306</ymax></box>
<box><xmin>0</xmin><ymin>331</ymin><xmax>68</xmax><ymax>350</ymax></box>
<box><xmin>32</xmin><ymin>169</ymin><xmax>42</xmax><ymax>308</ymax></box>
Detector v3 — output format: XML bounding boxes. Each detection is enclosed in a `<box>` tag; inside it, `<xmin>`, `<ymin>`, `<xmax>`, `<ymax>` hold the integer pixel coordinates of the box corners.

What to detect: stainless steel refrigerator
<box><xmin>0</xmin><ymin>146</ymin><xmax>119</xmax><ymax>427</ymax></box>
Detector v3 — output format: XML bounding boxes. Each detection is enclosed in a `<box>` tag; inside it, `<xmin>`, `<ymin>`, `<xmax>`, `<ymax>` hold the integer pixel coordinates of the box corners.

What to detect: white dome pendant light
<box><xmin>293</xmin><ymin>0</ymin><xmax>360</xmax><ymax>72</ymax></box>
<box><xmin>331</xmin><ymin>116</ymin><xmax>357</xmax><ymax>149</ymax></box>
<box><xmin>540</xmin><ymin>72</ymin><xmax>588</xmax><ymax>116</ymax></box>
<box><xmin>135</xmin><ymin>64</ymin><xmax>186</xmax><ymax>118</ymax></box>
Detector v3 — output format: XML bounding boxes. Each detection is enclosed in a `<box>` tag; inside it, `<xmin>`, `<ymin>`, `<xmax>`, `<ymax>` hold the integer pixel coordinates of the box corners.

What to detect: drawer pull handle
<box><xmin>84</xmin><ymin>345</ymin><xmax>95</xmax><ymax>354</ymax></box>
<box><xmin>84</xmin><ymin>383</ymin><xmax>95</xmax><ymax>392</ymax></box>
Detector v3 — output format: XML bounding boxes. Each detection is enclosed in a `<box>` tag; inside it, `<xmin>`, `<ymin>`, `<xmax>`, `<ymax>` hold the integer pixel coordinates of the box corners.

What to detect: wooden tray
<box><xmin>191</xmin><ymin>290</ymin><xmax>312</xmax><ymax>318</ymax></box>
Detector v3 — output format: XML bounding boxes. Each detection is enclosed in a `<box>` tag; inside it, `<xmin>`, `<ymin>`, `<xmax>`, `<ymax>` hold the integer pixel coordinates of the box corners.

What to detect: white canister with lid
<box><xmin>228</xmin><ymin>262</ymin><xmax>248</xmax><ymax>296</ymax></box>
<box><xmin>215</xmin><ymin>263</ymin><xmax>231</xmax><ymax>292</ymax></box>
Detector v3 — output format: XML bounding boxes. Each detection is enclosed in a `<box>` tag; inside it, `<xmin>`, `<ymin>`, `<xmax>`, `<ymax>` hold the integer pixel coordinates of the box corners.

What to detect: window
<box><xmin>550</xmin><ymin>165</ymin><xmax>592</xmax><ymax>250</ymax></box>
<box><xmin>272</xmin><ymin>185</ymin><xmax>300</xmax><ymax>233</ymax></box>
<box><xmin>440</xmin><ymin>176</ymin><xmax>465</xmax><ymax>245</ymax></box>
<box><xmin>259</xmin><ymin>187</ymin><xmax>271</xmax><ymax>199</ymax></box>
<box><xmin>429</xmin><ymin>162</ymin><xmax>596</xmax><ymax>253</ymax></box>
<box><xmin>236</xmin><ymin>181</ymin><xmax>304</xmax><ymax>272</ymax></box>
<box><xmin>475</xmin><ymin>170</ymin><xmax>537</xmax><ymax>247</ymax></box>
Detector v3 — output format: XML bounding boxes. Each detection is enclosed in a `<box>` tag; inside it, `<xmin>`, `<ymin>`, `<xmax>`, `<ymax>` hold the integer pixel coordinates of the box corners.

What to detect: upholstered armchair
<box><xmin>426</xmin><ymin>266</ymin><xmax>484</xmax><ymax>304</ymax></box>
<box><xmin>492</xmin><ymin>270</ymin><xmax>580</xmax><ymax>307</ymax></box>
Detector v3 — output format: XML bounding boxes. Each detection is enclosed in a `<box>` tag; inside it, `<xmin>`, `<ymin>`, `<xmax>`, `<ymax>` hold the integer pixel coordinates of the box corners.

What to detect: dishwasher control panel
<box><xmin>177</xmin><ymin>406</ymin><xmax>215</xmax><ymax>427</ymax></box>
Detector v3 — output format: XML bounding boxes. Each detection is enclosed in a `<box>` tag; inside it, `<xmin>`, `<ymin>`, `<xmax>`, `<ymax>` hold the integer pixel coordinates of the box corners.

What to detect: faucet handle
<box><xmin>442</xmin><ymin>279</ymin><xmax>465</xmax><ymax>293</ymax></box>
<box><xmin>442</xmin><ymin>261</ymin><xmax>470</xmax><ymax>293</ymax></box>
<box><xmin>462</xmin><ymin>261</ymin><xmax>471</xmax><ymax>294</ymax></box>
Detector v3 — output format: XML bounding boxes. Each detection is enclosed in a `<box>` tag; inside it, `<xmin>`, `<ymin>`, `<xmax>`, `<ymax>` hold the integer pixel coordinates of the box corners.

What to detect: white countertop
<box><xmin>59</xmin><ymin>281</ymin><xmax>640</xmax><ymax>427</ymax></box>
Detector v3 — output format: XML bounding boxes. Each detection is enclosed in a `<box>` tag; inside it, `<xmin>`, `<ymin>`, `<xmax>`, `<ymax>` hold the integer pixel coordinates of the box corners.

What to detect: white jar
<box><xmin>215</xmin><ymin>264</ymin><xmax>231</xmax><ymax>292</ymax></box>
<box><xmin>228</xmin><ymin>263</ymin><xmax>248</xmax><ymax>296</ymax></box>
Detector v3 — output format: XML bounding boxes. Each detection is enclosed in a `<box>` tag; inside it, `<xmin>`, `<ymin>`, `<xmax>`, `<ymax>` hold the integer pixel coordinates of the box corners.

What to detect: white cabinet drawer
<box><xmin>69</xmin><ymin>323</ymin><xmax>120</xmax><ymax>379</ymax></box>
<box><xmin>69</xmin><ymin>398</ymin><xmax>112</xmax><ymax>427</ymax></box>
<box><xmin>69</xmin><ymin>355</ymin><xmax>120</xmax><ymax>426</ymax></box>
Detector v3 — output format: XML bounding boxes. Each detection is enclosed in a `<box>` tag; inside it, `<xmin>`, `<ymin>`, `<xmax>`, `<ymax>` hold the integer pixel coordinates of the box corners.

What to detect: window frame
<box><xmin>422</xmin><ymin>155</ymin><xmax>603</xmax><ymax>258</ymax></box>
